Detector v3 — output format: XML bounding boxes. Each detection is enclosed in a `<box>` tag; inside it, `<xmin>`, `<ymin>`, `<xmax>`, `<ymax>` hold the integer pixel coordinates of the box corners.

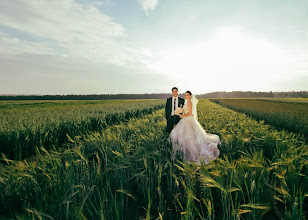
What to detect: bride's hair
<box><xmin>185</xmin><ymin>91</ymin><xmax>192</xmax><ymax>96</ymax></box>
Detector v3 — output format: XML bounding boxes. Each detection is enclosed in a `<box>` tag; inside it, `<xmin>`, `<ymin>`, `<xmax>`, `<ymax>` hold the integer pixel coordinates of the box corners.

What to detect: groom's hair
<box><xmin>172</xmin><ymin>87</ymin><xmax>178</xmax><ymax>91</ymax></box>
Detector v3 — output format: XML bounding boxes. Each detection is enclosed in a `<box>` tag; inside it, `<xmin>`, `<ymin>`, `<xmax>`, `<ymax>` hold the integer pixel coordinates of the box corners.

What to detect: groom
<box><xmin>165</xmin><ymin>87</ymin><xmax>185</xmax><ymax>133</ymax></box>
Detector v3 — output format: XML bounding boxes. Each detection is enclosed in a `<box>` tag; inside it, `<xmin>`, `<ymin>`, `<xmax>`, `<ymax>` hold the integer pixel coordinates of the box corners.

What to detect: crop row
<box><xmin>260</xmin><ymin>98</ymin><xmax>308</xmax><ymax>103</ymax></box>
<box><xmin>0</xmin><ymin>100</ymin><xmax>164</xmax><ymax>160</ymax></box>
<box><xmin>1</xmin><ymin>100</ymin><xmax>307</xmax><ymax>219</ymax></box>
<box><xmin>210</xmin><ymin>98</ymin><xmax>308</xmax><ymax>139</ymax></box>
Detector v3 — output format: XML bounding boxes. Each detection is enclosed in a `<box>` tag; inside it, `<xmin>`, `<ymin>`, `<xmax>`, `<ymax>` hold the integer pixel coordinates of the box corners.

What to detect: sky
<box><xmin>0</xmin><ymin>0</ymin><xmax>308</xmax><ymax>95</ymax></box>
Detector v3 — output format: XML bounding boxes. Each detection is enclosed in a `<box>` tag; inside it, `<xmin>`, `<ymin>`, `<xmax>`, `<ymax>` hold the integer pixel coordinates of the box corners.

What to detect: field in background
<box><xmin>259</xmin><ymin>98</ymin><xmax>308</xmax><ymax>103</ymax></box>
<box><xmin>0</xmin><ymin>100</ymin><xmax>164</xmax><ymax>160</ymax></box>
<box><xmin>0</xmin><ymin>99</ymin><xmax>307</xmax><ymax>219</ymax></box>
<box><xmin>210</xmin><ymin>98</ymin><xmax>308</xmax><ymax>139</ymax></box>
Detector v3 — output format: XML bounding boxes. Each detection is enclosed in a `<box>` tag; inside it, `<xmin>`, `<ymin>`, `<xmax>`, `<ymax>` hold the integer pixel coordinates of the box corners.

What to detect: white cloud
<box><xmin>138</xmin><ymin>0</ymin><xmax>159</xmax><ymax>15</ymax></box>
<box><xmin>0</xmin><ymin>0</ymin><xmax>143</xmax><ymax>65</ymax></box>
<box><xmin>0</xmin><ymin>54</ymin><xmax>170</xmax><ymax>95</ymax></box>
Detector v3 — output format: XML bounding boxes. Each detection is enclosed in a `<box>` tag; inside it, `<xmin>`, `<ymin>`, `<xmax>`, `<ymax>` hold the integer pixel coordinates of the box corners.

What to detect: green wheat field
<box><xmin>0</xmin><ymin>99</ymin><xmax>307</xmax><ymax>219</ymax></box>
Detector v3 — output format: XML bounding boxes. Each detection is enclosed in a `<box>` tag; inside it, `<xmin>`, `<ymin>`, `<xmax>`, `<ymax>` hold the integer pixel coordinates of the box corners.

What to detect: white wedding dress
<box><xmin>169</xmin><ymin>103</ymin><xmax>220</xmax><ymax>164</ymax></box>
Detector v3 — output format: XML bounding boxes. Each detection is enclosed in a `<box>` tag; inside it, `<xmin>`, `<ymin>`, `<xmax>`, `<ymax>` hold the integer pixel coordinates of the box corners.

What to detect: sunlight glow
<box><xmin>149</xmin><ymin>27</ymin><xmax>294</xmax><ymax>92</ymax></box>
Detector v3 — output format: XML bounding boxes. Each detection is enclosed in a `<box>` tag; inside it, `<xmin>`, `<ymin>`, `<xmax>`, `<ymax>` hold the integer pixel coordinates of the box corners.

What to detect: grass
<box><xmin>0</xmin><ymin>99</ymin><xmax>307</xmax><ymax>219</ymax></box>
<box><xmin>0</xmin><ymin>100</ymin><xmax>164</xmax><ymax>160</ymax></box>
<box><xmin>210</xmin><ymin>98</ymin><xmax>308</xmax><ymax>140</ymax></box>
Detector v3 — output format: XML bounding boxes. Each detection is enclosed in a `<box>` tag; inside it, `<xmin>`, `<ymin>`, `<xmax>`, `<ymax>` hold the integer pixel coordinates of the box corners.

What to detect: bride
<box><xmin>169</xmin><ymin>91</ymin><xmax>220</xmax><ymax>164</ymax></box>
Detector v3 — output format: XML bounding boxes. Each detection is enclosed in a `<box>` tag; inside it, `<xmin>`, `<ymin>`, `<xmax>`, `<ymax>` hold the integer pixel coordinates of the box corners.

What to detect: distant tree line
<box><xmin>0</xmin><ymin>91</ymin><xmax>307</xmax><ymax>100</ymax></box>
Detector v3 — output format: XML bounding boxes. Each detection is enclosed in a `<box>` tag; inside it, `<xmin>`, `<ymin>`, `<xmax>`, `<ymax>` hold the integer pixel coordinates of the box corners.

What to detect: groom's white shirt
<box><xmin>171</xmin><ymin>96</ymin><xmax>179</xmax><ymax>116</ymax></box>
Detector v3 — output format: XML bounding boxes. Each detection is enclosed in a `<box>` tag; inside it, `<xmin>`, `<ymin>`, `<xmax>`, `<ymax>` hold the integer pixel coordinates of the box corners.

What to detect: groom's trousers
<box><xmin>166</xmin><ymin>115</ymin><xmax>180</xmax><ymax>134</ymax></box>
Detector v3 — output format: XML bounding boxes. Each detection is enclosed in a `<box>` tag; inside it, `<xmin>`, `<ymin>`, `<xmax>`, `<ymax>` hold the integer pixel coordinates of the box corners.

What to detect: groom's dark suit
<box><xmin>165</xmin><ymin>96</ymin><xmax>185</xmax><ymax>133</ymax></box>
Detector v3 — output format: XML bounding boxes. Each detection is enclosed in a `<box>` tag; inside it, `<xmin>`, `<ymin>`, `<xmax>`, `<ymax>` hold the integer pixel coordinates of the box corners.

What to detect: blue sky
<box><xmin>0</xmin><ymin>0</ymin><xmax>307</xmax><ymax>95</ymax></box>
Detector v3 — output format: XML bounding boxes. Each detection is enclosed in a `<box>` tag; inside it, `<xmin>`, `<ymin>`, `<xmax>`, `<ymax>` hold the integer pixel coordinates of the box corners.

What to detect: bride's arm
<box><xmin>180</xmin><ymin>102</ymin><xmax>193</xmax><ymax>118</ymax></box>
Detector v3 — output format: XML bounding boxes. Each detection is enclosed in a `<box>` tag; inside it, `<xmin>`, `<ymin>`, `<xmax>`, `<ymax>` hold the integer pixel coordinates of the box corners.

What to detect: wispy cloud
<box><xmin>0</xmin><ymin>33</ymin><xmax>51</xmax><ymax>56</ymax></box>
<box><xmin>0</xmin><ymin>0</ymin><xmax>140</xmax><ymax>65</ymax></box>
<box><xmin>138</xmin><ymin>0</ymin><xmax>159</xmax><ymax>15</ymax></box>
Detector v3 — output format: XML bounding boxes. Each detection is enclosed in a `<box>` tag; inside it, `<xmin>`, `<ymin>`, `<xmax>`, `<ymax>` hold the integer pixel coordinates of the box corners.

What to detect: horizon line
<box><xmin>1</xmin><ymin>90</ymin><xmax>308</xmax><ymax>96</ymax></box>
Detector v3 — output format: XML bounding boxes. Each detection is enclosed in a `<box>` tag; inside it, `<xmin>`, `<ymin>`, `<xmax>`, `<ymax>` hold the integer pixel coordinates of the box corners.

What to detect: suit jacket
<box><xmin>165</xmin><ymin>97</ymin><xmax>185</xmax><ymax>120</ymax></box>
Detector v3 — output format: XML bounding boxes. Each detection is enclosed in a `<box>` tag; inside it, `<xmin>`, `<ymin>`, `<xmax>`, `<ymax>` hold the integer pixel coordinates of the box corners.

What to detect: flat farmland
<box><xmin>0</xmin><ymin>99</ymin><xmax>307</xmax><ymax>219</ymax></box>
<box><xmin>260</xmin><ymin>98</ymin><xmax>308</xmax><ymax>103</ymax></box>
<box><xmin>210</xmin><ymin>98</ymin><xmax>308</xmax><ymax>139</ymax></box>
<box><xmin>0</xmin><ymin>100</ymin><xmax>165</xmax><ymax>160</ymax></box>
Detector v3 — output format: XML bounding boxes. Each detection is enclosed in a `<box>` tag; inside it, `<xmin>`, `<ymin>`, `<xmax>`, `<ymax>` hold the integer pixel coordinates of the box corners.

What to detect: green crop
<box><xmin>0</xmin><ymin>99</ymin><xmax>307</xmax><ymax>219</ymax></box>
<box><xmin>211</xmin><ymin>98</ymin><xmax>308</xmax><ymax>139</ymax></box>
<box><xmin>0</xmin><ymin>100</ymin><xmax>164</xmax><ymax>160</ymax></box>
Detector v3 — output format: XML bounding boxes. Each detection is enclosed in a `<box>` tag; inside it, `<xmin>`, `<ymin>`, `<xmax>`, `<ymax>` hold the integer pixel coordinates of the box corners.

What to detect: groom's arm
<box><xmin>165</xmin><ymin>98</ymin><xmax>170</xmax><ymax>120</ymax></box>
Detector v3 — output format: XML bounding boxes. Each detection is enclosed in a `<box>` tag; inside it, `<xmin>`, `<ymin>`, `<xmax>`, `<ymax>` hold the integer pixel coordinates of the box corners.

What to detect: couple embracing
<box><xmin>165</xmin><ymin>87</ymin><xmax>220</xmax><ymax>164</ymax></box>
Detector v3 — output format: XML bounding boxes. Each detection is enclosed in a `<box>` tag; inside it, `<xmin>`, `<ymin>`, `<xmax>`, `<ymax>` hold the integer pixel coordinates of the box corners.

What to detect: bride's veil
<box><xmin>191</xmin><ymin>94</ymin><xmax>198</xmax><ymax>120</ymax></box>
